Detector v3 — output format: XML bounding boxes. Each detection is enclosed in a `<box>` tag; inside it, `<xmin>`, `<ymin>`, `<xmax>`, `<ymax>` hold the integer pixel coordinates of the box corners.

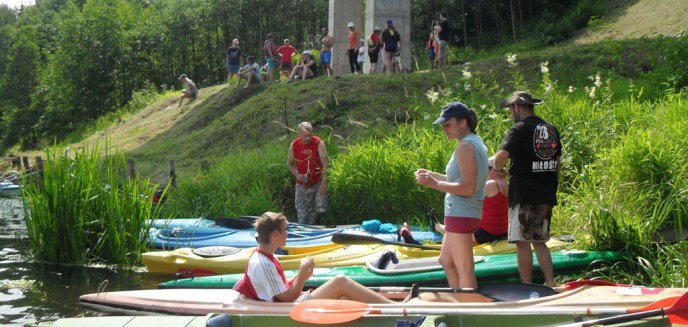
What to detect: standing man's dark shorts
<box><xmin>508</xmin><ymin>204</ymin><xmax>552</xmax><ymax>243</ymax></box>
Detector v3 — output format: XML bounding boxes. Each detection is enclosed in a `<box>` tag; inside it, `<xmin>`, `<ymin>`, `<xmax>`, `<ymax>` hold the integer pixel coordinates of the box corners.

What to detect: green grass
<box><xmin>21</xmin><ymin>142</ymin><xmax>161</xmax><ymax>266</ymax></box>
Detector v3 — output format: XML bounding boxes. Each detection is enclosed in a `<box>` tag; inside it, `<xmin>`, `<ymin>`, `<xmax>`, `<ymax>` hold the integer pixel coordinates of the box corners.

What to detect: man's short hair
<box><xmin>298</xmin><ymin>122</ymin><xmax>313</xmax><ymax>133</ymax></box>
<box><xmin>441</xmin><ymin>12</ymin><xmax>448</xmax><ymax>18</ymax></box>
<box><xmin>247</xmin><ymin>56</ymin><xmax>255</xmax><ymax>62</ymax></box>
<box><xmin>255</xmin><ymin>212</ymin><xmax>287</xmax><ymax>244</ymax></box>
<box><xmin>178</xmin><ymin>74</ymin><xmax>187</xmax><ymax>80</ymax></box>
<box><xmin>267</xmin><ymin>33</ymin><xmax>274</xmax><ymax>39</ymax></box>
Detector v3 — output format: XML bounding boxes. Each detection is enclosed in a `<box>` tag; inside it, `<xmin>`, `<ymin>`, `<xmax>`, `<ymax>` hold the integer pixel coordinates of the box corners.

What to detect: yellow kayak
<box><xmin>398</xmin><ymin>239</ymin><xmax>569</xmax><ymax>257</ymax></box>
<box><xmin>143</xmin><ymin>239</ymin><xmax>569</xmax><ymax>275</ymax></box>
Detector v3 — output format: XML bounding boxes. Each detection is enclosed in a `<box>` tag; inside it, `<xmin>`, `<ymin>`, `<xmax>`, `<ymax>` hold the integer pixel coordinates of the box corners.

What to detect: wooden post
<box><xmin>200</xmin><ymin>160</ymin><xmax>210</xmax><ymax>174</ymax></box>
<box><xmin>126</xmin><ymin>159</ymin><xmax>136</xmax><ymax>180</ymax></box>
<box><xmin>11</xmin><ymin>156</ymin><xmax>20</xmax><ymax>170</ymax></box>
<box><xmin>168</xmin><ymin>160</ymin><xmax>176</xmax><ymax>187</ymax></box>
<box><xmin>283</xmin><ymin>97</ymin><xmax>289</xmax><ymax>133</ymax></box>
<box><xmin>22</xmin><ymin>156</ymin><xmax>30</xmax><ymax>171</ymax></box>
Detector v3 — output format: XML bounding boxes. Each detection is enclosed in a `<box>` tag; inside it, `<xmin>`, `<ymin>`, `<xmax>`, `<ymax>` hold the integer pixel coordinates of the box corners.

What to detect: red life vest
<box><xmin>480</xmin><ymin>192</ymin><xmax>509</xmax><ymax>235</ymax></box>
<box><xmin>233</xmin><ymin>250</ymin><xmax>290</xmax><ymax>301</ymax></box>
<box><xmin>292</xmin><ymin>136</ymin><xmax>323</xmax><ymax>186</ymax></box>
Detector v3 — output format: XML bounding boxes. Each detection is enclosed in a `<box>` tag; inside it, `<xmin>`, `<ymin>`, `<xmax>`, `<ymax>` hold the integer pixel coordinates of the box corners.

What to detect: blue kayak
<box><xmin>146</xmin><ymin>218</ymin><xmax>442</xmax><ymax>249</ymax></box>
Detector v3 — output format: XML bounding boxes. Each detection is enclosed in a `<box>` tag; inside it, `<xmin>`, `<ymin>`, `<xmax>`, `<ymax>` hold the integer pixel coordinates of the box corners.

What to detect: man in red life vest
<box><xmin>233</xmin><ymin>212</ymin><xmax>392</xmax><ymax>303</ymax></box>
<box><xmin>287</xmin><ymin>122</ymin><xmax>329</xmax><ymax>224</ymax></box>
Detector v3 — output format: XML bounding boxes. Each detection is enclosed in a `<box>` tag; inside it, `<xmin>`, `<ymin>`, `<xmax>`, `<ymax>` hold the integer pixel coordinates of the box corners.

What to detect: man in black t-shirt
<box><xmin>437</xmin><ymin>12</ymin><xmax>450</xmax><ymax>68</ymax></box>
<box><xmin>493</xmin><ymin>91</ymin><xmax>562</xmax><ymax>287</ymax></box>
<box><xmin>226</xmin><ymin>39</ymin><xmax>243</xmax><ymax>84</ymax></box>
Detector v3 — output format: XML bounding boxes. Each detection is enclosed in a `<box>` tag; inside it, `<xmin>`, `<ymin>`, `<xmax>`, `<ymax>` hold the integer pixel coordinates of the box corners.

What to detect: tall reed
<box><xmin>22</xmin><ymin>143</ymin><xmax>159</xmax><ymax>266</ymax></box>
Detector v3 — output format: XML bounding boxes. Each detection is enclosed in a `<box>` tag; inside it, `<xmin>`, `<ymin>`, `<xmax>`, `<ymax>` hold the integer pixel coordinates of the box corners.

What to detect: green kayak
<box><xmin>159</xmin><ymin>250</ymin><xmax>625</xmax><ymax>289</ymax></box>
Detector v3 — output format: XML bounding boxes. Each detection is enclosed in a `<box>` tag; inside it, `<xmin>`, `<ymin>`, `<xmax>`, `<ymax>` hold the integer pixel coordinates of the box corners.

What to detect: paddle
<box><xmin>290</xmin><ymin>292</ymin><xmax>688</xmax><ymax>325</ymax></box>
<box><xmin>557</xmin><ymin>292</ymin><xmax>688</xmax><ymax>326</ymax></box>
<box><xmin>370</xmin><ymin>283</ymin><xmax>555</xmax><ymax>302</ymax></box>
<box><xmin>331</xmin><ymin>233</ymin><xmax>439</xmax><ymax>250</ymax></box>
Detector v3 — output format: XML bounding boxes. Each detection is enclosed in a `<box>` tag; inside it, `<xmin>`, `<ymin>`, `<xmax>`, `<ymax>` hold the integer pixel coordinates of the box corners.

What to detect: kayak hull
<box><xmin>79</xmin><ymin>285</ymin><xmax>688</xmax><ymax>316</ymax></box>
<box><xmin>159</xmin><ymin>250</ymin><xmax>622</xmax><ymax>288</ymax></box>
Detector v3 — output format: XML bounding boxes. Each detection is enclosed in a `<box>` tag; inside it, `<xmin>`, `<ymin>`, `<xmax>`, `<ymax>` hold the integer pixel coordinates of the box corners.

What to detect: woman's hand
<box><xmin>415</xmin><ymin>169</ymin><xmax>438</xmax><ymax>187</ymax></box>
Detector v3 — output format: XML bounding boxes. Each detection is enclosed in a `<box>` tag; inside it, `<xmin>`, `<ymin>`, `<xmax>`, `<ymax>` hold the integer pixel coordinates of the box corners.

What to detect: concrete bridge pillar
<box><xmin>328</xmin><ymin>0</ymin><xmax>362</xmax><ymax>76</ymax></box>
<box><xmin>364</xmin><ymin>0</ymin><xmax>411</xmax><ymax>73</ymax></box>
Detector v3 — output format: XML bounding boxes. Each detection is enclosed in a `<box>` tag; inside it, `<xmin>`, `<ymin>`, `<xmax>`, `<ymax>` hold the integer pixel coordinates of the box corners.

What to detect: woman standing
<box><xmin>415</xmin><ymin>102</ymin><xmax>488</xmax><ymax>289</ymax></box>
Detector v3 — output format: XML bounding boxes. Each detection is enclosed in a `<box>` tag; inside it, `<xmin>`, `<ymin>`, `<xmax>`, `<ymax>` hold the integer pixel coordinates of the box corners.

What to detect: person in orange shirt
<box><xmin>346</xmin><ymin>22</ymin><xmax>361</xmax><ymax>74</ymax></box>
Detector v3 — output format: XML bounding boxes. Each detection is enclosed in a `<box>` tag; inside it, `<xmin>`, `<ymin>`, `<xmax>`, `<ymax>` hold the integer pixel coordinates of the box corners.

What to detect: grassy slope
<box><xmin>572</xmin><ymin>0</ymin><xmax>688</xmax><ymax>44</ymax></box>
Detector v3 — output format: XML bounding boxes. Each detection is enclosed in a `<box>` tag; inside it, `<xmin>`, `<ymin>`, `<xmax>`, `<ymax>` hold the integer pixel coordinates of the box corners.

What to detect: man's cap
<box><xmin>374</xmin><ymin>26</ymin><xmax>381</xmax><ymax>31</ymax></box>
<box><xmin>178</xmin><ymin>74</ymin><xmax>187</xmax><ymax>80</ymax></box>
<box><xmin>232</xmin><ymin>38</ymin><xmax>239</xmax><ymax>43</ymax></box>
<box><xmin>500</xmin><ymin>91</ymin><xmax>543</xmax><ymax>108</ymax></box>
<box><xmin>284</xmin><ymin>38</ymin><xmax>290</xmax><ymax>43</ymax></box>
<box><xmin>488</xmin><ymin>156</ymin><xmax>496</xmax><ymax>169</ymax></box>
<box><xmin>386</xmin><ymin>19</ymin><xmax>394</xmax><ymax>26</ymax></box>
<box><xmin>347</xmin><ymin>22</ymin><xmax>355</xmax><ymax>27</ymax></box>
<box><xmin>433</xmin><ymin>102</ymin><xmax>471</xmax><ymax>125</ymax></box>
<box><xmin>302</xmin><ymin>50</ymin><xmax>311</xmax><ymax>55</ymax></box>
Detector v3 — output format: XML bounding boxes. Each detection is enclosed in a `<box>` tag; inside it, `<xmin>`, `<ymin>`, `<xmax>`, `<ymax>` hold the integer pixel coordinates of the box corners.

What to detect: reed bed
<box><xmin>22</xmin><ymin>144</ymin><xmax>159</xmax><ymax>266</ymax></box>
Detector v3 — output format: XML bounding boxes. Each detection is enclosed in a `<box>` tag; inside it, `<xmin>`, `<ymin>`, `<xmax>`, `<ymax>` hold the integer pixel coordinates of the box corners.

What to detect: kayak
<box><xmin>146</xmin><ymin>218</ymin><xmax>442</xmax><ymax>249</ymax></box>
<box><xmin>145</xmin><ymin>239</ymin><xmax>568</xmax><ymax>276</ymax></box>
<box><xmin>26</xmin><ymin>313</ymin><xmax>672</xmax><ymax>327</ymax></box>
<box><xmin>79</xmin><ymin>284</ymin><xmax>688</xmax><ymax>317</ymax></box>
<box><xmin>159</xmin><ymin>249</ymin><xmax>615</xmax><ymax>289</ymax></box>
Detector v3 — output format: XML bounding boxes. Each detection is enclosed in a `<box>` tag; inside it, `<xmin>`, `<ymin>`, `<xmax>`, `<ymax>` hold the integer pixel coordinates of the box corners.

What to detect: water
<box><xmin>0</xmin><ymin>198</ymin><xmax>168</xmax><ymax>326</ymax></box>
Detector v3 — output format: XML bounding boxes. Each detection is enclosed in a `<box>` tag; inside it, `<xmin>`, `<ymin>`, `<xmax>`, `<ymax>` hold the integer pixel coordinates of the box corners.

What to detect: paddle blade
<box><xmin>666</xmin><ymin>292</ymin><xmax>688</xmax><ymax>324</ymax></box>
<box><xmin>331</xmin><ymin>233</ymin><xmax>378</xmax><ymax>245</ymax></box>
<box><xmin>290</xmin><ymin>299</ymin><xmax>370</xmax><ymax>325</ymax></box>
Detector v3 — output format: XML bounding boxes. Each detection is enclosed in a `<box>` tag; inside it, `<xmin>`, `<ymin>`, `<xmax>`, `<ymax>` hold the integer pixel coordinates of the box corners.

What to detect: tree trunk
<box><xmin>510</xmin><ymin>0</ymin><xmax>517</xmax><ymax>43</ymax></box>
<box><xmin>461</xmin><ymin>0</ymin><xmax>468</xmax><ymax>48</ymax></box>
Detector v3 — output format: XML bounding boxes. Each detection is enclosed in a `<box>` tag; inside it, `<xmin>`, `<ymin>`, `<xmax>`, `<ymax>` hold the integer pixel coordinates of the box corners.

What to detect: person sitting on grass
<box><xmin>177</xmin><ymin>74</ymin><xmax>197</xmax><ymax>108</ymax></box>
<box><xmin>236</xmin><ymin>56</ymin><xmax>261</xmax><ymax>89</ymax></box>
<box><xmin>233</xmin><ymin>211</ymin><xmax>393</xmax><ymax>304</ymax></box>
<box><xmin>286</xmin><ymin>50</ymin><xmax>317</xmax><ymax>83</ymax></box>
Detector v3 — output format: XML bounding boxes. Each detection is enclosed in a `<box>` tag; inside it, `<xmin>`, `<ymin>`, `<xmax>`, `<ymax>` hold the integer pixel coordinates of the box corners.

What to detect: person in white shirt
<box><xmin>177</xmin><ymin>74</ymin><xmax>197</xmax><ymax>108</ymax></box>
<box><xmin>236</xmin><ymin>56</ymin><xmax>261</xmax><ymax>89</ymax></box>
<box><xmin>356</xmin><ymin>39</ymin><xmax>365</xmax><ymax>74</ymax></box>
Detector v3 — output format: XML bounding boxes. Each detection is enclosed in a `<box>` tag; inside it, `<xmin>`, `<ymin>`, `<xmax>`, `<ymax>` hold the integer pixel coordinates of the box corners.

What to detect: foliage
<box><xmin>22</xmin><ymin>142</ymin><xmax>160</xmax><ymax>265</ymax></box>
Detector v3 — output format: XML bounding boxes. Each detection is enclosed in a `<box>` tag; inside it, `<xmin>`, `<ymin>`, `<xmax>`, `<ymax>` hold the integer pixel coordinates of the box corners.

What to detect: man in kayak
<box><xmin>233</xmin><ymin>212</ymin><xmax>393</xmax><ymax>303</ymax></box>
<box><xmin>493</xmin><ymin>91</ymin><xmax>562</xmax><ymax>287</ymax></box>
<box><xmin>287</xmin><ymin>122</ymin><xmax>328</xmax><ymax>224</ymax></box>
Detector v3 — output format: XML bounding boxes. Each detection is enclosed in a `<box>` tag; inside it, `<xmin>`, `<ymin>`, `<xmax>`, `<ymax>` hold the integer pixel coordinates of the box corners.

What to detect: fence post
<box><xmin>11</xmin><ymin>156</ymin><xmax>20</xmax><ymax>170</ymax></box>
<box><xmin>168</xmin><ymin>160</ymin><xmax>176</xmax><ymax>187</ymax></box>
<box><xmin>22</xmin><ymin>156</ymin><xmax>30</xmax><ymax>171</ymax></box>
<box><xmin>126</xmin><ymin>159</ymin><xmax>136</xmax><ymax>180</ymax></box>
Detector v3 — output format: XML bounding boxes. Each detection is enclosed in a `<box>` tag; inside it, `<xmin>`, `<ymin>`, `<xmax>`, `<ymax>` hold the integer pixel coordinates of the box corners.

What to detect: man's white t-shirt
<box><xmin>246</xmin><ymin>251</ymin><xmax>288</xmax><ymax>302</ymax></box>
<box><xmin>243</xmin><ymin>63</ymin><xmax>261</xmax><ymax>80</ymax></box>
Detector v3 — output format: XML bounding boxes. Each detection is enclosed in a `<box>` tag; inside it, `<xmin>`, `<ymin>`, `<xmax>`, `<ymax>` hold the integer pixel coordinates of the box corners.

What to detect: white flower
<box><xmin>462</xmin><ymin>68</ymin><xmax>472</xmax><ymax>79</ymax></box>
<box><xmin>464</xmin><ymin>83</ymin><xmax>471</xmax><ymax>92</ymax></box>
<box><xmin>594</xmin><ymin>74</ymin><xmax>602</xmax><ymax>87</ymax></box>
<box><xmin>489</xmin><ymin>113</ymin><xmax>498</xmax><ymax>119</ymax></box>
<box><xmin>540</xmin><ymin>61</ymin><xmax>549</xmax><ymax>74</ymax></box>
<box><xmin>506</xmin><ymin>53</ymin><xmax>518</xmax><ymax>67</ymax></box>
<box><xmin>568</xmin><ymin>86</ymin><xmax>576</xmax><ymax>93</ymax></box>
<box><xmin>545</xmin><ymin>84</ymin><xmax>553</xmax><ymax>93</ymax></box>
<box><xmin>588</xmin><ymin>75</ymin><xmax>595</xmax><ymax>81</ymax></box>
<box><xmin>425</xmin><ymin>89</ymin><xmax>440</xmax><ymax>103</ymax></box>
<box><xmin>585</xmin><ymin>86</ymin><xmax>596</xmax><ymax>98</ymax></box>
<box><xmin>480</xmin><ymin>104</ymin><xmax>486</xmax><ymax>110</ymax></box>
<box><xmin>423</xmin><ymin>113</ymin><xmax>432</xmax><ymax>121</ymax></box>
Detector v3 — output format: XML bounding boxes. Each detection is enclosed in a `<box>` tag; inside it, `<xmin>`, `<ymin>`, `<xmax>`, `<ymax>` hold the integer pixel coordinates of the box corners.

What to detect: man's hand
<box><xmin>300</xmin><ymin>257</ymin><xmax>315</xmax><ymax>278</ymax></box>
<box><xmin>296</xmin><ymin>173</ymin><xmax>307</xmax><ymax>183</ymax></box>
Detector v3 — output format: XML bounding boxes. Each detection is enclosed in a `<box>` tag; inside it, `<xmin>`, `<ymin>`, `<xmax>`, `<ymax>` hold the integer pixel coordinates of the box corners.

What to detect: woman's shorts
<box><xmin>429</xmin><ymin>48</ymin><xmax>436</xmax><ymax>61</ymax></box>
<box><xmin>473</xmin><ymin>227</ymin><xmax>506</xmax><ymax>244</ymax></box>
<box><xmin>444</xmin><ymin>216</ymin><xmax>481</xmax><ymax>234</ymax></box>
<box><xmin>369</xmin><ymin>52</ymin><xmax>379</xmax><ymax>63</ymax></box>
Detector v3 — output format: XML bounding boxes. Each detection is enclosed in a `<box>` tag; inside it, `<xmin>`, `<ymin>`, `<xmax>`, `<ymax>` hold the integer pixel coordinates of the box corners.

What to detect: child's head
<box><xmin>255</xmin><ymin>212</ymin><xmax>288</xmax><ymax>245</ymax></box>
<box><xmin>178</xmin><ymin>74</ymin><xmax>188</xmax><ymax>83</ymax></box>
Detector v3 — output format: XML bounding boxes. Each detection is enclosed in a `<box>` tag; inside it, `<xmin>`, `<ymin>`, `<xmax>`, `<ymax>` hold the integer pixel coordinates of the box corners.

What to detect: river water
<box><xmin>0</xmin><ymin>198</ymin><xmax>168</xmax><ymax>327</ymax></box>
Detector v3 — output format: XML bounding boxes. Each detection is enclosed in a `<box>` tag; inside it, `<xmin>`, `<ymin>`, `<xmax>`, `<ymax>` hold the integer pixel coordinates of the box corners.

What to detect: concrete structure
<box><xmin>364</xmin><ymin>0</ymin><xmax>411</xmax><ymax>73</ymax></box>
<box><xmin>328</xmin><ymin>0</ymin><xmax>362</xmax><ymax>76</ymax></box>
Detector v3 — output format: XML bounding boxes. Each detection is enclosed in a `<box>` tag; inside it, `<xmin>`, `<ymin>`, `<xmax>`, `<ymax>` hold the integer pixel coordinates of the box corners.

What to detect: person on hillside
<box><xmin>235</xmin><ymin>56</ymin><xmax>261</xmax><ymax>89</ymax></box>
<box><xmin>278</xmin><ymin>39</ymin><xmax>298</xmax><ymax>76</ymax></box>
<box><xmin>287</xmin><ymin>122</ymin><xmax>328</xmax><ymax>225</ymax></box>
<box><xmin>367</xmin><ymin>27</ymin><xmax>382</xmax><ymax>73</ymax></box>
<box><xmin>415</xmin><ymin>102</ymin><xmax>488</xmax><ymax>289</ymax></box>
<box><xmin>177</xmin><ymin>74</ymin><xmax>197</xmax><ymax>108</ymax></box>
<box><xmin>233</xmin><ymin>211</ymin><xmax>393</xmax><ymax>303</ymax></box>
<box><xmin>226</xmin><ymin>38</ymin><xmax>243</xmax><ymax>85</ymax></box>
<box><xmin>356</xmin><ymin>38</ymin><xmax>365</xmax><ymax>72</ymax></box>
<box><xmin>320</xmin><ymin>28</ymin><xmax>335</xmax><ymax>76</ymax></box>
<box><xmin>346</xmin><ymin>22</ymin><xmax>361</xmax><ymax>74</ymax></box>
<box><xmin>435</xmin><ymin>156</ymin><xmax>509</xmax><ymax>243</ymax></box>
<box><xmin>263</xmin><ymin>33</ymin><xmax>279</xmax><ymax>82</ymax></box>
<box><xmin>437</xmin><ymin>12</ymin><xmax>450</xmax><ymax>68</ymax></box>
<box><xmin>286</xmin><ymin>50</ymin><xmax>317</xmax><ymax>83</ymax></box>
<box><xmin>427</xmin><ymin>21</ymin><xmax>438</xmax><ymax>70</ymax></box>
<box><xmin>381</xmin><ymin>19</ymin><xmax>401</xmax><ymax>74</ymax></box>
<box><xmin>493</xmin><ymin>91</ymin><xmax>562</xmax><ymax>287</ymax></box>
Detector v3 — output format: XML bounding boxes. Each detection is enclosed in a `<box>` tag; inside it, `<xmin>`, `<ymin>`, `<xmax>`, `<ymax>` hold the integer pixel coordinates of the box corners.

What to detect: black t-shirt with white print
<box><xmin>500</xmin><ymin>115</ymin><xmax>562</xmax><ymax>207</ymax></box>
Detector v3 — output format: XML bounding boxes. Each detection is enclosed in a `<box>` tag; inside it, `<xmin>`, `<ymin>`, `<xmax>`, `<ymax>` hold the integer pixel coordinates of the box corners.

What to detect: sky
<box><xmin>1</xmin><ymin>0</ymin><xmax>34</xmax><ymax>9</ymax></box>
